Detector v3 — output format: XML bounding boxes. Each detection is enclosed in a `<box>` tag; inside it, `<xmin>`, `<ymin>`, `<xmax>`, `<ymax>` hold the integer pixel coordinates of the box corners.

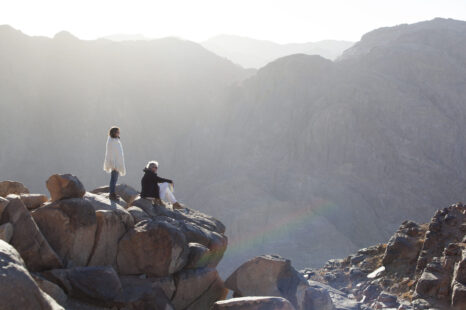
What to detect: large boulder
<box><xmin>91</xmin><ymin>184</ymin><xmax>139</xmax><ymax>204</ymax></box>
<box><xmin>19</xmin><ymin>193</ymin><xmax>48</xmax><ymax>210</ymax></box>
<box><xmin>82</xmin><ymin>192</ymin><xmax>134</xmax><ymax>267</ymax></box>
<box><xmin>83</xmin><ymin>192</ymin><xmax>133</xmax><ymax>228</ymax></box>
<box><xmin>32</xmin><ymin>198</ymin><xmax>97</xmax><ymax>267</ymax></box>
<box><xmin>0</xmin><ymin>198</ymin><xmax>63</xmax><ymax>271</ymax></box>
<box><xmin>303</xmin><ymin>285</ymin><xmax>335</xmax><ymax>310</ymax></box>
<box><xmin>185</xmin><ymin>242</ymin><xmax>211</xmax><ymax>269</ymax></box>
<box><xmin>115</xmin><ymin>276</ymin><xmax>175</xmax><ymax>310</ymax></box>
<box><xmin>126</xmin><ymin>206</ymin><xmax>151</xmax><ymax>223</ymax></box>
<box><xmin>382</xmin><ymin>221</ymin><xmax>425</xmax><ymax>274</ymax></box>
<box><xmin>117</xmin><ymin>219</ymin><xmax>189</xmax><ymax>276</ymax></box>
<box><xmin>87</xmin><ymin>210</ymin><xmax>127</xmax><ymax>267</ymax></box>
<box><xmin>212</xmin><ymin>297</ymin><xmax>296</xmax><ymax>310</ymax></box>
<box><xmin>130</xmin><ymin>197</ymin><xmax>226</xmax><ymax>234</ymax></box>
<box><xmin>0</xmin><ymin>239</ymin><xmax>64</xmax><ymax>310</ymax></box>
<box><xmin>46</xmin><ymin>174</ymin><xmax>85</xmax><ymax>202</ymax></box>
<box><xmin>0</xmin><ymin>222</ymin><xmax>13</xmax><ymax>242</ymax></box>
<box><xmin>307</xmin><ymin>280</ymin><xmax>359</xmax><ymax>310</ymax></box>
<box><xmin>43</xmin><ymin>266</ymin><xmax>122</xmax><ymax>303</ymax></box>
<box><xmin>178</xmin><ymin>220</ymin><xmax>228</xmax><ymax>268</ymax></box>
<box><xmin>119</xmin><ymin>275</ymin><xmax>176</xmax><ymax>301</ymax></box>
<box><xmin>114</xmin><ymin>285</ymin><xmax>174</xmax><ymax>310</ymax></box>
<box><xmin>0</xmin><ymin>196</ymin><xmax>9</xmax><ymax>217</ymax></box>
<box><xmin>172</xmin><ymin>267</ymin><xmax>227</xmax><ymax>310</ymax></box>
<box><xmin>0</xmin><ymin>180</ymin><xmax>29</xmax><ymax>197</ymax></box>
<box><xmin>225</xmin><ymin>255</ymin><xmax>309</xmax><ymax>310</ymax></box>
<box><xmin>33</xmin><ymin>274</ymin><xmax>68</xmax><ymax>307</ymax></box>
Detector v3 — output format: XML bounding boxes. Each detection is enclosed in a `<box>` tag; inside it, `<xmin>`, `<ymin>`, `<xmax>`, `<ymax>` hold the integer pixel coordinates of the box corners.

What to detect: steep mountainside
<box><xmin>202</xmin><ymin>34</ymin><xmax>353</xmax><ymax>68</ymax></box>
<box><xmin>189</xmin><ymin>18</ymin><xmax>466</xmax><ymax>275</ymax></box>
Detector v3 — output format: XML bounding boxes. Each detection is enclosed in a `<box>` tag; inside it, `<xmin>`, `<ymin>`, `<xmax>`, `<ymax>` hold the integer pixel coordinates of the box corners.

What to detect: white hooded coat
<box><xmin>103</xmin><ymin>137</ymin><xmax>126</xmax><ymax>176</ymax></box>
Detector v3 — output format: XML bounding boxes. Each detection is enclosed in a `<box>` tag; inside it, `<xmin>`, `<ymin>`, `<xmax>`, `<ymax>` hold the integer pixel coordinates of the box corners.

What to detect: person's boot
<box><xmin>172</xmin><ymin>202</ymin><xmax>185</xmax><ymax>210</ymax></box>
<box><xmin>109</xmin><ymin>193</ymin><xmax>118</xmax><ymax>201</ymax></box>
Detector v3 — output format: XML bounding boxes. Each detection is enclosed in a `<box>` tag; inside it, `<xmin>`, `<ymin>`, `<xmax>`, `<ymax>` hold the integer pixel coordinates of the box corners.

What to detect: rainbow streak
<box><xmin>224</xmin><ymin>197</ymin><xmax>340</xmax><ymax>256</ymax></box>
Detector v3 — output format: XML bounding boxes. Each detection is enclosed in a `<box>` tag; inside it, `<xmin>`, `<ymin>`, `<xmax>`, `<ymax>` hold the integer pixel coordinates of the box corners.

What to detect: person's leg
<box><xmin>159</xmin><ymin>182</ymin><xmax>177</xmax><ymax>203</ymax></box>
<box><xmin>110</xmin><ymin>170</ymin><xmax>118</xmax><ymax>196</ymax></box>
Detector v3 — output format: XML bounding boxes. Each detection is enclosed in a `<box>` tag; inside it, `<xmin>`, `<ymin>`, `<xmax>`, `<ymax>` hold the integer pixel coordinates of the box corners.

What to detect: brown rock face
<box><xmin>19</xmin><ymin>193</ymin><xmax>48</xmax><ymax>210</ymax></box>
<box><xmin>43</xmin><ymin>266</ymin><xmax>122</xmax><ymax>303</ymax></box>
<box><xmin>0</xmin><ymin>198</ymin><xmax>63</xmax><ymax>271</ymax></box>
<box><xmin>46</xmin><ymin>174</ymin><xmax>85</xmax><ymax>202</ymax></box>
<box><xmin>0</xmin><ymin>180</ymin><xmax>29</xmax><ymax>197</ymax></box>
<box><xmin>0</xmin><ymin>222</ymin><xmax>13</xmax><ymax>242</ymax></box>
<box><xmin>33</xmin><ymin>274</ymin><xmax>68</xmax><ymax>307</ymax></box>
<box><xmin>172</xmin><ymin>267</ymin><xmax>227</xmax><ymax>310</ymax></box>
<box><xmin>225</xmin><ymin>255</ymin><xmax>309</xmax><ymax>310</ymax></box>
<box><xmin>32</xmin><ymin>198</ymin><xmax>97</xmax><ymax>267</ymax></box>
<box><xmin>119</xmin><ymin>275</ymin><xmax>176</xmax><ymax>301</ymax></box>
<box><xmin>126</xmin><ymin>206</ymin><xmax>151</xmax><ymax>223</ymax></box>
<box><xmin>87</xmin><ymin>210</ymin><xmax>127</xmax><ymax>267</ymax></box>
<box><xmin>382</xmin><ymin>220</ymin><xmax>425</xmax><ymax>274</ymax></box>
<box><xmin>302</xmin><ymin>285</ymin><xmax>335</xmax><ymax>310</ymax></box>
<box><xmin>185</xmin><ymin>243</ymin><xmax>211</xmax><ymax>269</ymax></box>
<box><xmin>0</xmin><ymin>196</ymin><xmax>10</xmax><ymax>217</ymax></box>
<box><xmin>213</xmin><ymin>297</ymin><xmax>296</xmax><ymax>310</ymax></box>
<box><xmin>83</xmin><ymin>192</ymin><xmax>133</xmax><ymax>229</ymax></box>
<box><xmin>0</xmin><ymin>239</ymin><xmax>64</xmax><ymax>310</ymax></box>
<box><xmin>117</xmin><ymin>219</ymin><xmax>189</xmax><ymax>276</ymax></box>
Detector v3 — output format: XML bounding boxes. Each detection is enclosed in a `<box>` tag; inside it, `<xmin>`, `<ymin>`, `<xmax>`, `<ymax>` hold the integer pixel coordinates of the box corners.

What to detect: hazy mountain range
<box><xmin>1</xmin><ymin>18</ymin><xmax>466</xmax><ymax>276</ymax></box>
<box><xmin>102</xmin><ymin>33</ymin><xmax>353</xmax><ymax>69</ymax></box>
<box><xmin>201</xmin><ymin>35</ymin><xmax>354</xmax><ymax>68</ymax></box>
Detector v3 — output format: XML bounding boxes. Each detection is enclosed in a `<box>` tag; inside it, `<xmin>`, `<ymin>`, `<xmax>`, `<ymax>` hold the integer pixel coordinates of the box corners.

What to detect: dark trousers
<box><xmin>110</xmin><ymin>170</ymin><xmax>119</xmax><ymax>194</ymax></box>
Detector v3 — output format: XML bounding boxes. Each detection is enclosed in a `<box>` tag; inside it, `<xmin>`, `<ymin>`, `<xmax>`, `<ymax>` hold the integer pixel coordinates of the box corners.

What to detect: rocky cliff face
<box><xmin>0</xmin><ymin>175</ymin><xmax>228</xmax><ymax>309</ymax></box>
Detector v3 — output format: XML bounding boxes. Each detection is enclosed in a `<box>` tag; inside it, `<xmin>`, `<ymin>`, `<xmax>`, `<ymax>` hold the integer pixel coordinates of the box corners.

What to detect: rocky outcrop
<box><xmin>0</xmin><ymin>174</ymin><xmax>228</xmax><ymax>309</ymax></box>
<box><xmin>302</xmin><ymin>202</ymin><xmax>466</xmax><ymax>310</ymax></box>
<box><xmin>213</xmin><ymin>296</ymin><xmax>296</xmax><ymax>310</ymax></box>
<box><xmin>225</xmin><ymin>255</ymin><xmax>313</xmax><ymax>310</ymax></box>
<box><xmin>46</xmin><ymin>174</ymin><xmax>85</xmax><ymax>202</ymax></box>
<box><xmin>0</xmin><ymin>180</ymin><xmax>29</xmax><ymax>197</ymax></box>
<box><xmin>0</xmin><ymin>239</ymin><xmax>63</xmax><ymax>310</ymax></box>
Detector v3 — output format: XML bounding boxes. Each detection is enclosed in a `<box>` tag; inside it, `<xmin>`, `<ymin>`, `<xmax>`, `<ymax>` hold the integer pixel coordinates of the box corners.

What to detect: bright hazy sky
<box><xmin>1</xmin><ymin>0</ymin><xmax>466</xmax><ymax>43</ymax></box>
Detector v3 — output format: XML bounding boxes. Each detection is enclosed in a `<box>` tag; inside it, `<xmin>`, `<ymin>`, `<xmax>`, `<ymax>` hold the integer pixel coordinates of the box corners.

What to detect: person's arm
<box><xmin>156</xmin><ymin>176</ymin><xmax>173</xmax><ymax>184</ymax></box>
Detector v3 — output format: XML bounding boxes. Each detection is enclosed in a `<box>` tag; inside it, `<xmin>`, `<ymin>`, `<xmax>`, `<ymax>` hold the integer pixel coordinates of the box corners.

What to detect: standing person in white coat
<box><xmin>103</xmin><ymin>126</ymin><xmax>126</xmax><ymax>200</ymax></box>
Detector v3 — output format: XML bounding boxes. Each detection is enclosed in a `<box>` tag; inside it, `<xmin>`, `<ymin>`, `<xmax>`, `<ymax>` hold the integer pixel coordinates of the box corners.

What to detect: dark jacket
<box><xmin>140</xmin><ymin>168</ymin><xmax>173</xmax><ymax>199</ymax></box>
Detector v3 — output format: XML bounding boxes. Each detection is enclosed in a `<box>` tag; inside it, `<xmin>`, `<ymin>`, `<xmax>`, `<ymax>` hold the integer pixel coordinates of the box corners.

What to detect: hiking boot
<box><xmin>172</xmin><ymin>202</ymin><xmax>185</xmax><ymax>210</ymax></box>
<box><xmin>153</xmin><ymin>198</ymin><xmax>163</xmax><ymax>206</ymax></box>
<box><xmin>109</xmin><ymin>193</ymin><xmax>119</xmax><ymax>201</ymax></box>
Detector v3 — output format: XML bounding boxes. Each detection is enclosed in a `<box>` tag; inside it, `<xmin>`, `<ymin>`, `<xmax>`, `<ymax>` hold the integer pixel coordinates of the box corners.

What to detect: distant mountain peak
<box><xmin>201</xmin><ymin>35</ymin><xmax>353</xmax><ymax>69</ymax></box>
<box><xmin>53</xmin><ymin>31</ymin><xmax>79</xmax><ymax>41</ymax></box>
<box><xmin>340</xmin><ymin>18</ymin><xmax>466</xmax><ymax>61</ymax></box>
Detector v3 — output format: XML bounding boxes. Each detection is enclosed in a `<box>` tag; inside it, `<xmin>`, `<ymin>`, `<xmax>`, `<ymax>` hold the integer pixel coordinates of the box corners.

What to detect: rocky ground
<box><xmin>301</xmin><ymin>203</ymin><xmax>466</xmax><ymax>310</ymax></box>
<box><xmin>1</xmin><ymin>175</ymin><xmax>465</xmax><ymax>309</ymax></box>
